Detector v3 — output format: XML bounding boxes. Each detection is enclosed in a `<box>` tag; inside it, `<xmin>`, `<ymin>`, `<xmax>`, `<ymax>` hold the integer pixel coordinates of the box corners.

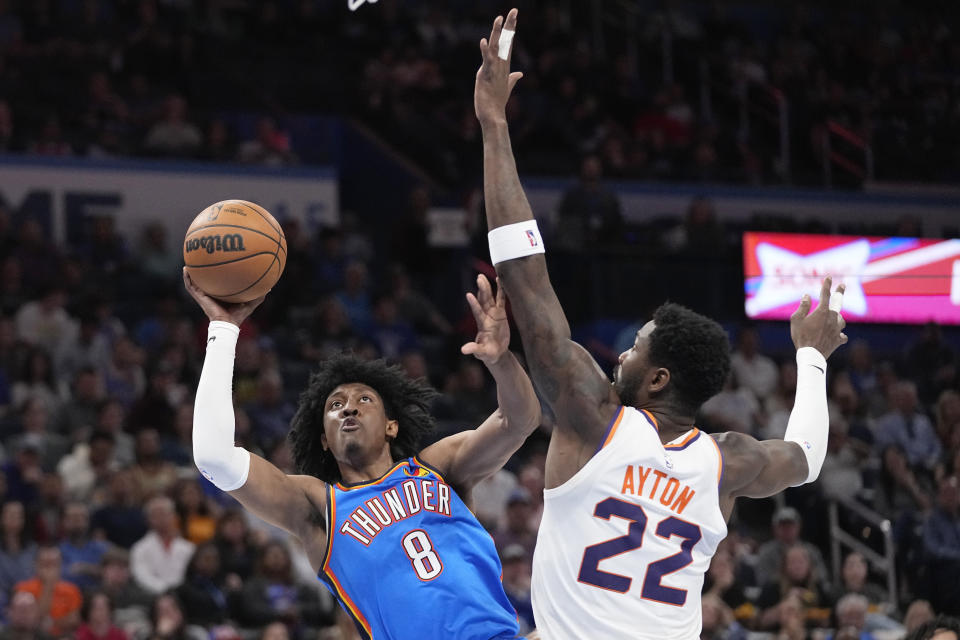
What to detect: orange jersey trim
<box><xmin>664</xmin><ymin>428</ymin><xmax>700</xmax><ymax>450</ymax></box>
<box><xmin>707</xmin><ymin>434</ymin><xmax>725</xmax><ymax>488</ymax></box>
<box><xmin>412</xmin><ymin>456</ymin><xmax>447</xmax><ymax>484</ymax></box>
<box><xmin>322</xmin><ymin>487</ymin><xmax>373</xmax><ymax>637</ymax></box>
<box><xmin>601</xmin><ymin>406</ymin><xmax>626</xmax><ymax>449</ymax></box>
<box><xmin>640</xmin><ymin>409</ymin><xmax>659</xmax><ymax>431</ymax></box>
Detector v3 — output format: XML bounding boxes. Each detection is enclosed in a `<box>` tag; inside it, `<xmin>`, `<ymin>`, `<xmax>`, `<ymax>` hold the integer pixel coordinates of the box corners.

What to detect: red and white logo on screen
<box><xmin>747</xmin><ymin>239</ymin><xmax>869</xmax><ymax>317</ymax></box>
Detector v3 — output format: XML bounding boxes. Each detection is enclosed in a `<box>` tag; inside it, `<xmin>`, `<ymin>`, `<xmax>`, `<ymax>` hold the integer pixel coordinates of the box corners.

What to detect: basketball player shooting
<box><xmin>475</xmin><ymin>10</ymin><xmax>848</xmax><ymax>639</ymax></box>
<box><xmin>184</xmin><ymin>269</ymin><xmax>540</xmax><ymax>639</ymax></box>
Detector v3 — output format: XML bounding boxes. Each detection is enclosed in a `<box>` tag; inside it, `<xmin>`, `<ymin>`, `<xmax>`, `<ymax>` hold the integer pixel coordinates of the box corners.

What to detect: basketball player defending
<box><xmin>475</xmin><ymin>10</ymin><xmax>848</xmax><ymax>639</ymax></box>
<box><xmin>185</xmin><ymin>270</ymin><xmax>540</xmax><ymax>639</ymax></box>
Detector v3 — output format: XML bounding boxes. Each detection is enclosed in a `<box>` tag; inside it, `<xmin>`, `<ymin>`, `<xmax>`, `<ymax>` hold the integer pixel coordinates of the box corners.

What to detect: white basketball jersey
<box><xmin>531</xmin><ymin>406</ymin><xmax>727</xmax><ymax>640</ymax></box>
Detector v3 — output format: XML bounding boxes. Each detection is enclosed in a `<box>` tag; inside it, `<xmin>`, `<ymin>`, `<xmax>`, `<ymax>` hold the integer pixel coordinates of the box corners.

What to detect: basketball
<box><xmin>183</xmin><ymin>200</ymin><xmax>287</xmax><ymax>303</ymax></box>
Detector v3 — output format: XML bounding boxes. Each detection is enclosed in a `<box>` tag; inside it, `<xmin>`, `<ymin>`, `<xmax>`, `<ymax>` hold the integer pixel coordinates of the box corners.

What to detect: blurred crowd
<box><xmin>0</xmin><ymin>0</ymin><xmax>957</xmax><ymax>186</ymax></box>
<box><xmin>0</xmin><ymin>197</ymin><xmax>958</xmax><ymax>640</ymax></box>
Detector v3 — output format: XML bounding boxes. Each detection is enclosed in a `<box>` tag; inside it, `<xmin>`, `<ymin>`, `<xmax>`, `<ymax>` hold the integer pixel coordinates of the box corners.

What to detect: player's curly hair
<box><xmin>288</xmin><ymin>353</ymin><xmax>438</xmax><ymax>484</ymax></box>
<box><xmin>648</xmin><ymin>303</ymin><xmax>731</xmax><ymax>415</ymax></box>
<box><xmin>905</xmin><ymin>615</ymin><xmax>960</xmax><ymax>640</ymax></box>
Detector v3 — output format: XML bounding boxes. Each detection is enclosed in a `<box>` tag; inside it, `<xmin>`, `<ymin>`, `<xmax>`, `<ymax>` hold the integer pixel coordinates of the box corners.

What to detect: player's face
<box><xmin>614</xmin><ymin>321</ymin><xmax>656</xmax><ymax>407</ymax></box>
<box><xmin>321</xmin><ymin>383</ymin><xmax>398</xmax><ymax>460</ymax></box>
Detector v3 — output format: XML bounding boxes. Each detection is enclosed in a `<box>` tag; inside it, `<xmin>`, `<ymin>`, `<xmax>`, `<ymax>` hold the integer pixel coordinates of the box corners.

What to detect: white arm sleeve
<box><xmin>193</xmin><ymin>320</ymin><xmax>251</xmax><ymax>491</ymax></box>
<box><xmin>783</xmin><ymin>347</ymin><xmax>829</xmax><ymax>485</ymax></box>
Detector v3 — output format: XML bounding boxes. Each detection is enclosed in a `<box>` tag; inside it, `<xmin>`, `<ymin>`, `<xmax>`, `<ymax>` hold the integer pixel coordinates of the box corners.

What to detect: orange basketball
<box><xmin>183</xmin><ymin>200</ymin><xmax>287</xmax><ymax>303</ymax></box>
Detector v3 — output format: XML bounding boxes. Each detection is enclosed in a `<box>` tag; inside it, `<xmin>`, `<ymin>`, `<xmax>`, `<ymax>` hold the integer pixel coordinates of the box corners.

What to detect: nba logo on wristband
<box><xmin>526</xmin><ymin>230</ymin><xmax>538</xmax><ymax>247</ymax></box>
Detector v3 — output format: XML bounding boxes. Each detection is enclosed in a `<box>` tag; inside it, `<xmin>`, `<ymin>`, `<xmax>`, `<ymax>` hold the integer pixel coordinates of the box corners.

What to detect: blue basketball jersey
<box><xmin>318</xmin><ymin>457</ymin><xmax>521</xmax><ymax>640</ymax></box>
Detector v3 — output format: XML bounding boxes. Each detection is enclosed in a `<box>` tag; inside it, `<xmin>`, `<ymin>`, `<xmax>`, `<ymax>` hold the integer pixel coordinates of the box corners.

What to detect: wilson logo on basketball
<box><xmin>184</xmin><ymin>233</ymin><xmax>247</xmax><ymax>255</ymax></box>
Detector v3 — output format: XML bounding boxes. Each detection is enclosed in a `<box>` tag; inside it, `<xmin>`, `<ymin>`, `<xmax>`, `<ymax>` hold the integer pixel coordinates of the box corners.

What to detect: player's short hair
<box><xmin>289</xmin><ymin>353</ymin><xmax>437</xmax><ymax>484</ymax></box>
<box><xmin>648</xmin><ymin>303</ymin><xmax>731</xmax><ymax>415</ymax></box>
<box><xmin>905</xmin><ymin>616</ymin><xmax>960</xmax><ymax>640</ymax></box>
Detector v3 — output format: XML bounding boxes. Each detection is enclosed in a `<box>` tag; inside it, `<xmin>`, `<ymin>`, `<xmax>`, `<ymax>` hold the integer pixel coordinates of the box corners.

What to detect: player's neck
<box><xmin>645</xmin><ymin>408</ymin><xmax>696</xmax><ymax>445</ymax></box>
<box><xmin>337</xmin><ymin>449</ymin><xmax>397</xmax><ymax>486</ymax></box>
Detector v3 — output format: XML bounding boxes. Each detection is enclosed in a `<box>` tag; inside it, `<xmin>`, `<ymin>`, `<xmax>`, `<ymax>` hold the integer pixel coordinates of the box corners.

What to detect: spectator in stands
<box><xmin>819</xmin><ymin>411</ymin><xmax>866</xmax><ymax>501</ymax></box>
<box><xmin>91</xmin><ymin>470</ymin><xmax>148</xmax><ymax>549</ymax></box>
<box><xmin>757</xmin><ymin>544</ymin><xmax>833</xmax><ymax>630</ymax></box>
<box><xmin>874</xmin><ymin>381</ymin><xmax>942</xmax><ymax>469</ymax></box>
<box><xmin>388</xmin><ymin>264</ymin><xmax>452</xmax><ymax>338</ymax></box>
<box><xmin>905</xmin><ymin>323</ymin><xmax>956</xmax><ymax>406</ymax></box>
<box><xmin>95</xmin><ymin>400</ymin><xmax>135</xmax><ymax>467</ymax></box>
<box><xmin>258</xmin><ymin>622</ymin><xmax>289</xmax><ymax>640</ymax></box>
<box><xmin>127</xmin><ymin>363</ymin><xmax>180</xmax><ymax>437</ymax></box>
<box><xmin>298</xmin><ymin>298</ymin><xmax>361</xmax><ymax>363</ymax></box>
<box><xmin>367</xmin><ymin>294</ymin><xmax>419</xmax><ymax>360</ymax></box>
<box><xmin>0</xmin><ymin>501</ymin><xmax>36</xmax><ymax>601</ymax></box>
<box><xmin>56</xmin><ymin>368</ymin><xmax>106</xmax><ymax>438</ymax></box>
<box><xmin>921</xmin><ymin>475</ymin><xmax>960</xmax><ymax>615</ymax></box>
<box><xmin>140</xmin><ymin>593</ymin><xmax>206</xmax><ymax>640</ymax></box>
<box><xmin>76</xmin><ymin>592</ymin><xmax>127</xmax><ymax>640</ymax></box>
<box><xmin>703</xmin><ymin>548</ymin><xmax>755</xmax><ymax>624</ymax></box>
<box><xmin>14</xmin><ymin>286</ymin><xmax>76</xmax><ymax>363</ymax></box>
<box><xmin>231</xmin><ymin>542</ymin><xmax>333</xmax><ymax>631</ymax></box>
<box><xmin>0</xmin><ymin>591</ymin><xmax>50</xmax><ymax>640</ymax></box>
<box><xmin>500</xmin><ymin>544</ymin><xmax>534</xmax><ymax>634</ymax></box>
<box><xmin>58</xmin><ymin>431</ymin><xmax>119</xmax><ymax>502</ymax></box>
<box><xmin>236</xmin><ymin>117</ymin><xmax>296</xmax><ymax>166</ymax></box>
<box><xmin>729</xmin><ymin>326</ymin><xmax>777</xmax><ymax>403</ymax></box>
<box><xmin>33</xmin><ymin>473</ymin><xmax>66</xmax><ymax>545</ymax></box>
<box><xmin>829</xmin><ymin>593</ymin><xmax>874</xmax><ymax>640</ymax></box>
<box><xmin>701</xmin><ymin>594</ymin><xmax>747</xmax><ymax>640</ymax></box>
<box><xmin>129</xmin><ymin>428</ymin><xmax>178</xmax><ymax>499</ymax></box>
<box><xmin>11</xmin><ymin>400</ymin><xmax>69</xmax><ymax>472</ymax></box>
<box><xmin>906</xmin><ymin>616</ymin><xmax>960</xmax><ymax>640</ymax></box>
<box><xmin>174</xmin><ymin>478</ymin><xmax>217</xmax><ymax>545</ymax></box>
<box><xmin>213</xmin><ymin>510</ymin><xmax>256</xmax><ymax>583</ymax></box>
<box><xmin>130</xmin><ymin>496</ymin><xmax>195</xmax><ymax>596</ymax></box>
<box><xmin>244</xmin><ymin>369</ymin><xmax>295</xmax><ymax>451</ymax></box>
<box><xmin>493</xmin><ymin>488</ymin><xmax>538</xmax><ymax>562</ymax></box>
<box><xmin>95</xmin><ymin>549</ymin><xmax>152</xmax><ymax>631</ymax></box>
<box><xmin>161</xmin><ymin>403</ymin><xmax>194</xmax><ymax>467</ymax></box>
<box><xmin>334</xmin><ymin>260</ymin><xmax>373</xmax><ymax>330</ymax></box>
<box><xmin>904</xmin><ymin>600</ymin><xmax>936</xmax><ymax>635</ymax></box>
<box><xmin>935</xmin><ymin>391</ymin><xmax>960</xmax><ymax>460</ymax></box>
<box><xmin>143</xmin><ymin>95</ymin><xmax>202</xmax><ymax>157</ymax></box>
<box><xmin>58</xmin><ymin>502</ymin><xmax>109</xmax><ymax>589</ymax></box>
<box><xmin>11</xmin><ymin>348</ymin><xmax>60</xmax><ymax>413</ymax></box>
<box><xmin>28</xmin><ymin>114</ymin><xmax>72</xmax><ymax>156</ymax></box>
<box><xmin>555</xmin><ymin>155</ymin><xmax>623</xmax><ymax>251</ymax></box>
<box><xmin>3</xmin><ymin>440</ymin><xmax>43</xmax><ymax>504</ymax></box>
<box><xmin>839</xmin><ymin>552</ymin><xmax>888</xmax><ymax>611</ymax></box>
<box><xmin>101</xmin><ymin>337</ymin><xmax>146</xmax><ymax>408</ymax></box>
<box><xmin>700</xmin><ymin>371</ymin><xmax>760</xmax><ymax>435</ymax></box>
<box><xmin>755</xmin><ymin>507</ymin><xmax>829</xmax><ymax>583</ymax></box>
<box><xmin>175</xmin><ymin>544</ymin><xmax>233</xmax><ymax>628</ymax></box>
<box><xmin>14</xmin><ymin>546</ymin><xmax>83</xmax><ymax>636</ymax></box>
<box><xmin>873</xmin><ymin>444</ymin><xmax>932</xmax><ymax>521</ymax></box>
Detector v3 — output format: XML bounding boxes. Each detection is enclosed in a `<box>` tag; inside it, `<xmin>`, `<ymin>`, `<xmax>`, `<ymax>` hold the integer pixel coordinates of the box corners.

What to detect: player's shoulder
<box><xmin>711</xmin><ymin>431</ymin><xmax>769</xmax><ymax>468</ymax></box>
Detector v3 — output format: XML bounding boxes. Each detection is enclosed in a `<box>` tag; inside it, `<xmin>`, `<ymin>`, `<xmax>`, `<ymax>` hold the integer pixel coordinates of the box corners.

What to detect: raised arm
<box><xmin>474</xmin><ymin>9</ymin><xmax>618</xmax><ymax>452</ymax></box>
<box><xmin>420</xmin><ymin>275</ymin><xmax>540</xmax><ymax>494</ymax></box>
<box><xmin>184</xmin><ymin>270</ymin><xmax>326</xmax><ymax>543</ymax></box>
<box><xmin>717</xmin><ymin>278</ymin><xmax>848</xmax><ymax>517</ymax></box>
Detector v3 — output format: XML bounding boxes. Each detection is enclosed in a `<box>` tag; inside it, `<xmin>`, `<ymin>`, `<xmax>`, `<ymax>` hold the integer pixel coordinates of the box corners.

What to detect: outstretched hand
<box><xmin>475</xmin><ymin>8</ymin><xmax>523</xmax><ymax>127</ymax></box>
<box><xmin>461</xmin><ymin>274</ymin><xmax>510</xmax><ymax>366</ymax></box>
<box><xmin>790</xmin><ymin>276</ymin><xmax>848</xmax><ymax>359</ymax></box>
<box><xmin>182</xmin><ymin>267</ymin><xmax>266</xmax><ymax>327</ymax></box>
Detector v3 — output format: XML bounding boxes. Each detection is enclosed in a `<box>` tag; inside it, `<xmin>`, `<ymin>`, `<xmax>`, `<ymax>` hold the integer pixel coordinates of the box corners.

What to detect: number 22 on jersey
<box><xmin>577</xmin><ymin>498</ymin><xmax>702</xmax><ymax>606</ymax></box>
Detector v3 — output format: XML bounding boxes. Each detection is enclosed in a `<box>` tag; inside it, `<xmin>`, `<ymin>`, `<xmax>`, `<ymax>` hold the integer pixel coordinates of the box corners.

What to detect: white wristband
<box><xmin>498</xmin><ymin>28</ymin><xmax>515</xmax><ymax>60</ymax></box>
<box><xmin>488</xmin><ymin>220</ymin><xmax>545</xmax><ymax>265</ymax></box>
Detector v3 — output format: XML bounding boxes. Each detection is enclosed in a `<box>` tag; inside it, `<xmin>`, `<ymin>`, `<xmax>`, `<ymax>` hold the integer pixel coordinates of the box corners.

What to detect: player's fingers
<box><xmin>817</xmin><ymin>276</ymin><xmax>832</xmax><ymax>311</ymax></box>
<box><xmin>479</xmin><ymin>38</ymin><xmax>488</xmax><ymax>58</ymax></box>
<box><xmin>477</xmin><ymin>273</ymin><xmax>493</xmax><ymax>306</ymax></box>
<box><xmin>494</xmin><ymin>277</ymin><xmax>505</xmax><ymax>308</ymax></box>
<box><xmin>839</xmin><ymin>332</ymin><xmax>849</xmax><ymax>344</ymax></box>
<box><xmin>461</xmin><ymin>342</ymin><xmax>478</xmax><ymax>355</ymax></box>
<box><xmin>504</xmin><ymin>8</ymin><xmax>518</xmax><ymax>32</ymax></box>
<box><xmin>837</xmin><ymin>314</ymin><xmax>846</xmax><ymax>331</ymax></box>
<box><xmin>465</xmin><ymin>292</ymin><xmax>483</xmax><ymax>320</ymax></box>
<box><xmin>489</xmin><ymin>15</ymin><xmax>504</xmax><ymax>58</ymax></box>
<box><xmin>507</xmin><ymin>71</ymin><xmax>524</xmax><ymax>92</ymax></box>
<box><xmin>790</xmin><ymin>294</ymin><xmax>811</xmax><ymax>321</ymax></box>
